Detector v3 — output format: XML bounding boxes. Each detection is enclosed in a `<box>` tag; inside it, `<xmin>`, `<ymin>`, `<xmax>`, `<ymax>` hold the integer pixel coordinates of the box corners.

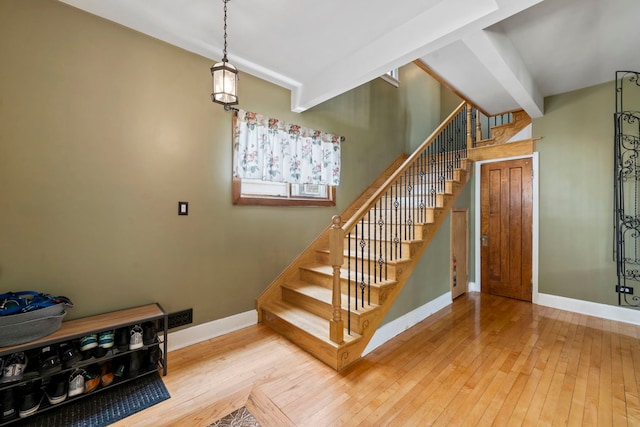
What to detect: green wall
<box><xmin>0</xmin><ymin>0</ymin><xmax>450</xmax><ymax>327</ymax></box>
<box><xmin>534</xmin><ymin>81</ymin><xmax>617</xmax><ymax>305</ymax></box>
<box><xmin>384</xmin><ymin>66</ymin><xmax>448</xmax><ymax>322</ymax></box>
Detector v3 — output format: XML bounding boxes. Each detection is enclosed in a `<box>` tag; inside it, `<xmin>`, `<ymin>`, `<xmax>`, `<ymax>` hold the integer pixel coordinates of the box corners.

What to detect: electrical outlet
<box><xmin>616</xmin><ymin>285</ymin><xmax>634</xmax><ymax>294</ymax></box>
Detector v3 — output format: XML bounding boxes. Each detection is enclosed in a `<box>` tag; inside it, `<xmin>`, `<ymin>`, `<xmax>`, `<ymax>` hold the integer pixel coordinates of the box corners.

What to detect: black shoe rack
<box><xmin>0</xmin><ymin>303</ymin><xmax>167</xmax><ymax>425</ymax></box>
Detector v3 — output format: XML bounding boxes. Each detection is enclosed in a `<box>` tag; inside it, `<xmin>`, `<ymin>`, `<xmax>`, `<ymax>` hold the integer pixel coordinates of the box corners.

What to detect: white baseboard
<box><xmin>468</xmin><ymin>281</ymin><xmax>479</xmax><ymax>292</ymax></box>
<box><xmin>363</xmin><ymin>292</ymin><xmax>452</xmax><ymax>356</ymax></box>
<box><xmin>537</xmin><ymin>293</ymin><xmax>640</xmax><ymax>326</ymax></box>
<box><xmin>166</xmin><ymin>310</ymin><xmax>257</xmax><ymax>352</ymax></box>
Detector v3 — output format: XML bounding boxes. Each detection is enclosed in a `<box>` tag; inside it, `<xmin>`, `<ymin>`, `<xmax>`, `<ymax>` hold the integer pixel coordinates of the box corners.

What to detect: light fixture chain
<box><xmin>222</xmin><ymin>0</ymin><xmax>229</xmax><ymax>61</ymax></box>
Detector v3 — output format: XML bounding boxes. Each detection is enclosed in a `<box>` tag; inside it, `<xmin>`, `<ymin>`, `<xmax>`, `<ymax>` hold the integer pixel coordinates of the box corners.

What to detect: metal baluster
<box><xmin>347</xmin><ymin>231</ymin><xmax>351</xmax><ymax>334</ymax></box>
<box><xmin>367</xmin><ymin>209</ymin><xmax>371</xmax><ymax>305</ymax></box>
<box><xmin>384</xmin><ymin>191</ymin><xmax>388</xmax><ymax>280</ymax></box>
<box><xmin>396</xmin><ymin>176</ymin><xmax>402</xmax><ymax>259</ymax></box>
<box><xmin>373</xmin><ymin>205</ymin><xmax>378</xmax><ymax>285</ymax></box>
<box><xmin>359</xmin><ymin>217</ymin><xmax>366</xmax><ymax>308</ymax></box>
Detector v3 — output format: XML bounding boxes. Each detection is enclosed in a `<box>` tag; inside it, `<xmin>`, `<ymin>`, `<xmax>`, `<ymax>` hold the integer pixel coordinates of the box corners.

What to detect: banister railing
<box><xmin>329</xmin><ymin>101</ymin><xmax>475</xmax><ymax>340</ymax></box>
<box><xmin>474</xmin><ymin>110</ymin><xmax>514</xmax><ymax>141</ymax></box>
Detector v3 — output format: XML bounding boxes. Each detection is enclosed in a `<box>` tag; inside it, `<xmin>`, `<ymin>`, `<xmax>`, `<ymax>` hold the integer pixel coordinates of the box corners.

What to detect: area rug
<box><xmin>208</xmin><ymin>406</ymin><xmax>261</xmax><ymax>427</ymax></box>
<box><xmin>17</xmin><ymin>372</ymin><xmax>170</xmax><ymax>427</ymax></box>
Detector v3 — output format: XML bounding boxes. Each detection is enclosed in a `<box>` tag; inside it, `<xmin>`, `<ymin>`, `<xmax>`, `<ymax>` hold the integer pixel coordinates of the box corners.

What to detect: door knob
<box><xmin>481</xmin><ymin>235</ymin><xmax>488</xmax><ymax>247</ymax></box>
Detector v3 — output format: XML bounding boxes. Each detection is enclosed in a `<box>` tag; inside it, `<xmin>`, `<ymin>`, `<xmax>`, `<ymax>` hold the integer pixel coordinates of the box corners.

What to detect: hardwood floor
<box><xmin>113</xmin><ymin>293</ymin><xmax>640</xmax><ymax>426</ymax></box>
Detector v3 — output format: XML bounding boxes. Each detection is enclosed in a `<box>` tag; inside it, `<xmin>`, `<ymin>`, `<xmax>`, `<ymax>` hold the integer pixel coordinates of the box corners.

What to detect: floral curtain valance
<box><xmin>233</xmin><ymin>109</ymin><xmax>341</xmax><ymax>186</ymax></box>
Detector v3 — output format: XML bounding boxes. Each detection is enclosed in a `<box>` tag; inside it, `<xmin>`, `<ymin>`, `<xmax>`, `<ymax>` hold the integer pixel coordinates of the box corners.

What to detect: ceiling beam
<box><xmin>291</xmin><ymin>0</ymin><xmax>501</xmax><ymax>113</ymax></box>
<box><xmin>462</xmin><ymin>28</ymin><xmax>544</xmax><ymax>118</ymax></box>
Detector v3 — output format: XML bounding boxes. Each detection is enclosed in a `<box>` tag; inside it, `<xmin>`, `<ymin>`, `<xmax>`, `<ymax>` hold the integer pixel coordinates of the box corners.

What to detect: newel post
<box><xmin>329</xmin><ymin>215</ymin><xmax>344</xmax><ymax>344</ymax></box>
<box><xmin>466</xmin><ymin>104</ymin><xmax>473</xmax><ymax>147</ymax></box>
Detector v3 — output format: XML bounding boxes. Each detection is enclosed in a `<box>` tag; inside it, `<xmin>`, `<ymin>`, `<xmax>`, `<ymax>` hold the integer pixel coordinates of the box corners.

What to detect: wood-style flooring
<box><xmin>113</xmin><ymin>292</ymin><xmax>640</xmax><ymax>426</ymax></box>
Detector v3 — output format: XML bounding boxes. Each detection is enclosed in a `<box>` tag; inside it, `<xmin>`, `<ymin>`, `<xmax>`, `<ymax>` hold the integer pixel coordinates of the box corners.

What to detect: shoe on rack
<box><xmin>100</xmin><ymin>362</ymin><xmax>114</xmax><ymax>388</ymax></box>
<box><xmin>127</xmin><ymin>352</ymin><xmax>140</xmax><ymax>379</ymax></box>
<box><xmin>38</xmin><ymin>345</ymin><xmax>61</xmax><ymax>374</ymax></box>
<box><xmin>83</xmin><ymin>364</ymin><xmax>101</xmax><ymax>394</ymax></box>
<box><xmin>67</xmin><ymin>369</ymin><xmax>85</xmax><ymax>398</ymax></box>
<box><xmin>0</xmin><ymin>352</ymin><xmax>28</xmax><ymax>384</ymax></box>
<box><xmin>59</xmin><ymin>341</ymin><xmax>82</xmax><ymax>368</ymax></box>
<box><xmin>113</xmin><ymin>355</ymin><xmax>128</xmax><ymax>379</ymax></box>
<box><xmin>92</xmin><ymin>346</ymin><xmax>108</xmax><ymax>359</ymax></box>
<box><xmin>129</xmin><ymin>325</ymin><xmax>144</xmax><ymax>350</ymax></box>
<box><xmin>143</xmin><ymin>345</ymin><xmax>162</xmax><ymax>371</ymax></box>
<box><xmin>93</xmin><ymin>330</ymin><xmax>115</xmax><ymax>358</ymax></box>
<box><xmin>79</xmin><ymin>334</ymin><xmax>98</xmax><ymax>352</ymax></box>
<box><xmin>0</xmin><ymin>388</ymin><xmax>16</xmax><ymax>421</ymax></box>
<box><xmin>142</xmin><ymin>321</ymin><xmax>157</xmax><ymax>346</ymax></box>
<box><xmin>18</xmin><ymin>382</ymin><xmax>43</xmax><ymax>418</ymax></box>
<box><xmin>98</xmin><ymin>330</ymin><xmax>115</xmax><ymax>349</ymax></box>
<box><xmin>115</xmin><ymin>328</ymin><xmax>129</xmax><ymax>352</ymax></box>
<box><xmin>45</xmin><ymin>374</ymin><xmax>67</xmax><ymax>405</ymax></box>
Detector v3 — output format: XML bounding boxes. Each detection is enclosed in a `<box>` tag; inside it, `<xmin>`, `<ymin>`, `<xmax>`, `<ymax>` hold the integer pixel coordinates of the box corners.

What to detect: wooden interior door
<box><xmin>481</xmin><ymin>158</ymin><xmax>533</xmax><ymax>301</ymax></box>
<box><xmin>451</xmin><ymin>208</ymin><xmax>469</xmax><ymax>299</ymax></box>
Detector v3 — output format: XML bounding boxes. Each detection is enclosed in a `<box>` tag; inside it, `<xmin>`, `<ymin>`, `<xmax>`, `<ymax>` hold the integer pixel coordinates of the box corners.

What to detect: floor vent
<box><xmin>159</xmin><ymin>308</ymin><xmax>193</xmax><ymax>330</ymax></box>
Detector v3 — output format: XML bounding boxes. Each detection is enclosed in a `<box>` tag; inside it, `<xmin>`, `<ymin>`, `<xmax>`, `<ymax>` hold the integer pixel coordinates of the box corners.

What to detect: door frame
<box><xmin>473</xmin><ymin>152</ymin><xmax>539</xmax><ymax>303</ymax></box>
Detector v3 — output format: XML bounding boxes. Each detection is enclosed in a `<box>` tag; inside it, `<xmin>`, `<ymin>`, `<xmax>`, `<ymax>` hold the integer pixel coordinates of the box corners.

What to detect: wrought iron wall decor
<box><xmin>614</xmin><ymin>70</ymin><xmax>640</xmax><ymax>307</ymax></box>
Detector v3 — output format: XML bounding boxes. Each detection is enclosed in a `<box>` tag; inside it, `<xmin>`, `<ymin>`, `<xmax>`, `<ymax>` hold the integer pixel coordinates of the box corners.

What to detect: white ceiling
<box><xmin>59</xmin><ymin>0</ymin><xmax>640</xmax><ymax>118</ymax></box>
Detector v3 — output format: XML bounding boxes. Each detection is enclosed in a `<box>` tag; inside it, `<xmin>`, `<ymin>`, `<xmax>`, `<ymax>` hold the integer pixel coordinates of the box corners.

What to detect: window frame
<box><xmin>232</xmin><ymin>178</ymin><xmax>336</xmax><ymax>206</ymax></box>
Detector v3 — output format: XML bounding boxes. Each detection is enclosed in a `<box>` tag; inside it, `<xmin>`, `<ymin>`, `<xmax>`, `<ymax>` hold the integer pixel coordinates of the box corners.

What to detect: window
<box><xmin>381</xmin><ymin>68</ymin><xmax>400</xmax><ymax>87</ymax></box>
<box><xmin>232</xmin><ymin>110</ymin><xmax>341</xmax><ymax>207</ymax></box>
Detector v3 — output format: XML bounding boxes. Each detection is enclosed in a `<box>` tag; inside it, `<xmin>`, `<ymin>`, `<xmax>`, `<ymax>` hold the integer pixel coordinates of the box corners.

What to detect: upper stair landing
<box><xmin>467</xmin><ymin>109</ymin><xmax>539</xmax><ymax>161</ymax></box>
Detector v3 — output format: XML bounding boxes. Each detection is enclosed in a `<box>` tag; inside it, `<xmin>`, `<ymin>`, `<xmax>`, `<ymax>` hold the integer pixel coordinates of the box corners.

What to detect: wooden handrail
<box><xmin>341</xmin><ymin>101</ymin><xmax>469</xmax><ymax>234</ymax></box>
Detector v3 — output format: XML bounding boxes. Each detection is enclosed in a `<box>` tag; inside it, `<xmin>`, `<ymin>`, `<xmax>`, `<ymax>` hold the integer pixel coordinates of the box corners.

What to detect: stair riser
<box><xmin>349</xmin><ymin>223</ymin><xmax>429</xmax><ymax>240</ymax></box>
<box><xmin>400</xmin><ymin>169</ymin><xmax>465</xmax><ymax>182</ymax></box>
<box><xmin>366</xmin><ymin>196</ymin><xmax>444</xmax><ymax>210</ymax></box>
<box><xmin>344</xmin><ymin>236</ymin><xmax>419</xmax><ymax>257</ymax></box>
<box><xmin>261</xmin><ymin>308</ymin><xmax>340</xmax><ymax>370</ymax></box>
<box><xmin>315</xmin><ymin>251</ymin><xmax>400</xmax><ymax>279</ymax></box>
<box><xmin>395</xmin><ymin>181</ymin><xmax>454</xmax><ymax>195</ymax></box>
<box><xmin>281</xmin><ymin>287</ymin><xmax>370</xmax><ymax>335</ymax></box>
<box><xmin>299</xmin><ymin>269</ymin><xmax>386</xmax><ymax>305</ymax></box>
<box><xmin>399</xmin><ymin>161</ymin><xmax>468</xmax><ymax>175</ymax></box>
<box><xmin>350</xmin><ymin>209</ymin><xmax>440</xmax><ymax>225</ymax></box>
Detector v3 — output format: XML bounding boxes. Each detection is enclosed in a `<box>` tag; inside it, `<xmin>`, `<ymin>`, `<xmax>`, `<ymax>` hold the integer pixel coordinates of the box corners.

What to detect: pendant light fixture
<box><xmin>211</xmin><ymin>0</ymin><xmax>238</xmax><ymax>109</ymax></box>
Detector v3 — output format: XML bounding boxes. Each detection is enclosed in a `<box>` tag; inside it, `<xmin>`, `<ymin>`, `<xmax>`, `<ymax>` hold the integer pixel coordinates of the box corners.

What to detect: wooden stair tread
<box><xmin>315</xmin><ymin>248</ymin><xmax>412</xmax><ymax>265</ymax></box>
<box><xmin>283</xmin><ymin>280</ymin><xmax>380</xmax><ymax>314</ymax></box>
<box><xmin>301</xmin><ymin>264</ymin><xmax>398</xmax><ymax>287</ymax></box>
<box><xmin>345</xmin><ymin>233</ymin><xmax>425</xmax><ymax>243</ymax></box>
<box><xmin>262</xmin><ymin>300</ymin><xmax>361</xmax><ymax>345</ymax></box>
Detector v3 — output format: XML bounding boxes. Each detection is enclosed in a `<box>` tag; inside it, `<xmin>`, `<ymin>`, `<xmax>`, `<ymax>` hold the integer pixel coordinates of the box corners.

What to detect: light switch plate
<box><xmin>178</xmin><ymin>201</ymin><xmax>188</xmax><ymax>215</ymax></box>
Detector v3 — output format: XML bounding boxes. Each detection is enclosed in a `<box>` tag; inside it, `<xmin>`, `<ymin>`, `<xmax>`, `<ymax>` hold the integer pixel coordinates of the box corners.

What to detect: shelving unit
<box><xmin>0</xmin><ymin>303</ymin><xmax>168</xmax><ymax>424</ymax></box>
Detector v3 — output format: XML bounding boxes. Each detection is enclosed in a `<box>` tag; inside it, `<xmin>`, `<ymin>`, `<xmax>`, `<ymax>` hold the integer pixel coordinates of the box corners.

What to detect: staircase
<box><xmin>256</xmin><ymin>102</ymin><xmax>528</xmax><ymax>370</ymax></box>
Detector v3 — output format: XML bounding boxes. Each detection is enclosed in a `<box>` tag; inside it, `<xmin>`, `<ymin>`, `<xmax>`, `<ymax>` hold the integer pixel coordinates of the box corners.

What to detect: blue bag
<box><xmin>0</xmin><ymin>291</ymin><xmax>73</xmax><ymax>316</ymax></box>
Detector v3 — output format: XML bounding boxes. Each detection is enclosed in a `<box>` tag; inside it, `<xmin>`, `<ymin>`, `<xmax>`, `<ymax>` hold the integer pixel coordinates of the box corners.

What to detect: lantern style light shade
<box><xmin>211</xmin><ymin>59</ymin><xmax>239</xmax><ymax>107</ymax></box>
